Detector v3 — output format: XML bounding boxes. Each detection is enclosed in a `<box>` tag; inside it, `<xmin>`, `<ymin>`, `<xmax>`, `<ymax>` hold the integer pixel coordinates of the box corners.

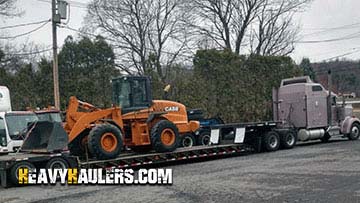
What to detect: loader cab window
<box><xmin>113</xmin><ymin>77</ymin><xmax>152</xmax><ymax>113</ymax></box>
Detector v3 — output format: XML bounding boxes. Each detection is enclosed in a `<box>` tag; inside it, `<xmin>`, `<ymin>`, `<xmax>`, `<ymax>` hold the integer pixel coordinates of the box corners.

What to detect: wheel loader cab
<box><xmin>112</xmin><ymin>76</ymin><xmax>153</xmax><ymax>114</ymax></box>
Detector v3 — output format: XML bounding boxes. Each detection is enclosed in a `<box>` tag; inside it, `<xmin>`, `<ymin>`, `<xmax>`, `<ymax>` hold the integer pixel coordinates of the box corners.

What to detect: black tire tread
<box><xmin>263</xmin><ymin>131</ymin><xmax>280</xmax><ymax>152</ymax></box>
<box><xmin>181</xmin><ymin>133</ymin><xmax>196</xmax><ymax>147</ymax></box>
<box><xmin>151</xmin><ymin>120</ymin><xmax>179</xmax><ymax>152</ymax></box>
<box><xmin>88</xmin><ymin>124</ymin><xmax>122</xmax><ymax>160</ymax></box>
<box><xmin>348</xmin><ymin>123</ymin><xmax>360</xmax><ymax>140</ymax></box>
<box><xmin>10</xmin><ymin>161</ymin><xmax>36</xmax><ymax>185</ymax></box>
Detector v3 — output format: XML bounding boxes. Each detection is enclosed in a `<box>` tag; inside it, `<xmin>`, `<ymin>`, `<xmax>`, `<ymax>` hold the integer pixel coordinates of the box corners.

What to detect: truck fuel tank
<box><xmin>298</xmin><ymin>129</ymin><xmax>325</xmax><ymax>141</ymax></box>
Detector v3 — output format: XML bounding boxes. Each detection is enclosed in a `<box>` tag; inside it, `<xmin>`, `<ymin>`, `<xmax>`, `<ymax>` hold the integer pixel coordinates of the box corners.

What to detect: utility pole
<box><xmin>52</xmin><ymin>0</ymin><xmax>60</xmax><ymax>110</ymax></box>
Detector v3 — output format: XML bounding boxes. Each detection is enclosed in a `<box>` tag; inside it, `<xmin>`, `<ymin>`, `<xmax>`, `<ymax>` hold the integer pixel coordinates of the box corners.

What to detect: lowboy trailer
<box><xmin>0</xmin><ymin>75</ymin><xmax>359</xmax><ymax>187</ymax></box>
<box><xmin>0</xmin><ymin>120</ymin><xmax>286</xmax><ymax>188</ymax></box>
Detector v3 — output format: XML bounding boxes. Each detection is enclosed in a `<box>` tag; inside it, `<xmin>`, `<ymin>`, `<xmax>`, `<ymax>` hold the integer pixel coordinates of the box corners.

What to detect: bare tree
<box><xmin>86</xmin><ymin>0</ymin><xmax>192</xmax><ymax>83</ymax></box>
<box><xmin>250</xmin><ymin>0</ymin><xmax>311</xmax><ymax>56</ymax></box>
<box><xmin>0</xmin><ymin>0</ymin><xmax>21</xmax><ymax>18</ymax></box>
<box><xmin>190</xmin><ymin>0</ymin><xmax>264</xmax><ymax>54</ymax></box>
<box><xmin>190</xmin><ymin>0</ymin><xmax>311</xmax><ymax>56</ymax></box>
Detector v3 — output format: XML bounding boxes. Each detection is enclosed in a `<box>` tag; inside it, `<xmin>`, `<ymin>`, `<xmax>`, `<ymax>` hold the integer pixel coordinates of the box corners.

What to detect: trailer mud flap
<box><xmin>21</xmin><ymin>121</ymin><xmax>68</xmax><ymax>153</ymax></box>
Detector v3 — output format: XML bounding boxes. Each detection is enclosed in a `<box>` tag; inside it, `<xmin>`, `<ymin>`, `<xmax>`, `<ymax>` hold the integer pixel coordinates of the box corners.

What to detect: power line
<box><xmin>0</xmin><ymin>20</ymin><xmax>50</xmax><ymax>40</ymax></box>
<box><xmin>3</xmin><ymin>48</ymin><xmax>52</xmax><ymax>56</ymax></box>
<box><xmin>37</xmin><ymin>0</ymin><xmax>88</xmax><ymax>9</ymax></box>
<box><xmin>0</xmin><ymin>19</ymin><xmax>51</xmax><ymax>30</ymax></box>
<box><xmin>60</xmin><ymin>25</ymin><xmax>194</xmax><ymax>59</ymax></box>
<box><xmin>315</xmin><ymin>48</ymin><xmax>360</xmax><ymax>62</ymax></box>
<box><xmin>296</xmin><ymin>31</ymin><xmax>360</xmax><ymax>44</ymax></box>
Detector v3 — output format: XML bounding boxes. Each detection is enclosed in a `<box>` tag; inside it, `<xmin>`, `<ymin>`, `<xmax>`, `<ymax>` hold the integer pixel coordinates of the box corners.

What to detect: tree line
<box><xmin>0</xmin><ymin>36</ymin><xmax>119</xmax><ymax>110</ymax></box>
<box><xmin>0</xmin><ymin>0</ymin><xmax>311</xmax><ymax>122</ymax></box>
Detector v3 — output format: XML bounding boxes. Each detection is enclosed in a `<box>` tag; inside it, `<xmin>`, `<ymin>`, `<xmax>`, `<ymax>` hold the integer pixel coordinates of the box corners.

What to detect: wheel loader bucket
<box><xmin>21</xmin><ymin>121</ymin><xmax>68</xmax><ymax>153</ymax></box>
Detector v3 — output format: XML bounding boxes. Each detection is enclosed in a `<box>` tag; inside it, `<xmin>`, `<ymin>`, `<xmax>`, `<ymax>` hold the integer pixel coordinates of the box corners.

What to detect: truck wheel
<box><xmin>197</xmin><ymin>130</ymin><xmax>211</xmax><ymax>146</ymax></box>
<box><xmin>88</xmin><ymin>124</ymin><xmax>123</xmax><ymax>160</ymax></box>
<box><xmin>45</xmin><ymin>157</ymin><xmax>69</xmax><ymax>170</ymax></box>
<box><xmin>181</xmin><ymin>133</ymin><xmax>196</xmax><ymax>148</ymax></box>
<box><xmin>280</xmin><ymin>131</ymin><xmax>297</xmax><ymax>149</ymax></box>
<box><xmin>151</xmin><ymin>120</ymin><xmax>179</xmax><ymax>152</ymax></box>
<box><xmin>263</xmin><ymin>131</ymin><xmax>280</xmax><ymax>152</ymax></box>
<box><xmin>10</xmin><ymin>161</ymin><xmax>36</xmax><ymax>185</ymax></box>
<box><xmin>348</xmin><ymin>123</ymin><xmax>360</xmax><ymax>140</ymax></box>
<box><xmin>320</xmin><ymin>132</ymin><xmax>331</xmax><ymax>143</ymax></box>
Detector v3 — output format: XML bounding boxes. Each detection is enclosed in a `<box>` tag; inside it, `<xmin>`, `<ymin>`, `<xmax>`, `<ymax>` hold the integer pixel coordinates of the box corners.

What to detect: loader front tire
<box><xmin>151</xmin><ymin>120</ymin><xmax>179</xmax><ymax>152</ymax></box>
<box><xmin>88</xmin><ymin>124</ymin><xmax>123</xmax><ymax>160</ymax></box>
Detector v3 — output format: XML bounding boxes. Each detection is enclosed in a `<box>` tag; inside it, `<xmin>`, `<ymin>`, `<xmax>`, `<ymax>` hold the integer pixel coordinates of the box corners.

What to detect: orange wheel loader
<box><xmin>62</xmin><ymin>76</ymin><xmax>200</xmax><ymax>160</ymax></box>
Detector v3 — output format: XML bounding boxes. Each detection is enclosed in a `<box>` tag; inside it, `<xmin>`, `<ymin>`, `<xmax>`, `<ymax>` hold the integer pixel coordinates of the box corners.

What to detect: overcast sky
<box><xmin>1</xmin><ymin>0</ymin><xmax>360</xmax><ymax>63</ymax></box>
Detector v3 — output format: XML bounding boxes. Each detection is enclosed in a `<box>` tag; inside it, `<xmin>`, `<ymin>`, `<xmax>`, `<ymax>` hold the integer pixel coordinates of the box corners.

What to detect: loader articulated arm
<box><xmin>64</xmin><ymin>96</ymin><xmax>123</xmax><ymax>143</ymax></box>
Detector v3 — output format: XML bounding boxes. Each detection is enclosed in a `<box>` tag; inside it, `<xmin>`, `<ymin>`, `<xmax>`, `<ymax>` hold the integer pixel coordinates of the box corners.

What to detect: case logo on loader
<box><xmin>164</xmin><ymin>106</ymin><xmax>179</xmax><ymax>112</ymax></box>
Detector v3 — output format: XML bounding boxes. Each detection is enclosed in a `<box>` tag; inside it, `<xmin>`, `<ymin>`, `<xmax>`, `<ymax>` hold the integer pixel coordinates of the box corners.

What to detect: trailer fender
<box><xmin>341</xmin><ymin>116</ymin><xmax>360</xmax><ymax>134</ymax></box>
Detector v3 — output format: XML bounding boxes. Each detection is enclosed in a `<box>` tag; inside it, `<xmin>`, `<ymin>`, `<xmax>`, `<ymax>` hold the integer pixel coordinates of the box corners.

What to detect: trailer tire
<box><xmin>45</xmin><ymin>157</ymin><xmax>69</xmax><ymax>170</ymax></box>
<box><xmin>280</xmin><ymin>131</ymin><xmax>297</xmax><ymax>149</ymax></box>
<box><xmin>197</xmin><ymin>130</ymin><xmax>211</xmax><ymax>146</ymax></box>
<box><xmin>10</xmin><ymin>161</ymin><xmax>36</xmax><ymax>185</ymax></box>
<box><xmin>181</xmin><ymin>133</ymin><xmax>196</xmax><ymax>148</ymax></box>
<box><xmin>348</xmin><ymin>123</ymin><xmax>360</xmax><ymax>140</ymax></box>
<box><xmin>263</xmin><ymin>131</ymin><xmax>280</xmax><ymax>152</ymax></box>
<box><xmin>151</xmin><ymin>120</ymin><xmax>179</xmax><ymax>152</ymax></box>
<box><xmin>88</xmin><ymin>124</ymin><xmax>123</xmax><ymax>160</ymax></box>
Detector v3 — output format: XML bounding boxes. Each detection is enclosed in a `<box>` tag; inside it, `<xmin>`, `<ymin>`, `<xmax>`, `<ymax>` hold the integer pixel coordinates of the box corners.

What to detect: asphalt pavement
<box><xmin>0</xmin><ymin>138</ymin><xmax>360</xmax><ymax>203</ymax></box>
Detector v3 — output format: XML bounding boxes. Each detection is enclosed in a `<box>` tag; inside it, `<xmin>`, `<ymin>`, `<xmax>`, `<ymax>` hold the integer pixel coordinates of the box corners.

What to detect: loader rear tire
<box><xmin>151</xmin><ymin>120</ymin><xmax>179</xmax><ymax>152</ymax></box>
<box><xmin>10</xmin><ymin>161</ymin><xmax>36</xmax><ymax>185</ymax></box>
<box><xmin>88</xmin><ymin>124</ymin><xmax>123</xmax><ymax>160</ymax></box>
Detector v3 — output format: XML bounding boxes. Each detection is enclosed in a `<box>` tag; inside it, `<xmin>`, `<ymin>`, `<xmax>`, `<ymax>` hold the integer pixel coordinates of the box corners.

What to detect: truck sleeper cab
<box><xmin>273</xmin><ymin>76</ymin><xmax>360</xmax><ymax>142</ymax></box>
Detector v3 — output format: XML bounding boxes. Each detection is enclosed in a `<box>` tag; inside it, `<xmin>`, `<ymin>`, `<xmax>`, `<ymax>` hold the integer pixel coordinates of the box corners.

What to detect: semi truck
<box><xmin>0</xmin><ymin>75</ymin><xmax>359</xmax><ymax>187</ymax></box>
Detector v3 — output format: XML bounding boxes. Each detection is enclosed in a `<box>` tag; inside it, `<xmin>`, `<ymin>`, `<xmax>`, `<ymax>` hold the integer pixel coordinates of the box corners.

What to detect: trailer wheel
<box><xmin>88</xmin><ymin>124</ymin><xmax>123</xmax><ymax>160</ymax></box>
<box><xmin>280</xmin><ymin>131</ymin><xmax>297</xmax><ymax>149</ymax></box>
<box><xmin>348</xmin><ymin>123</ymin><xmax>360</xmax><ymax>140</ymax></box>
<box><xmin>197</xmin><ymin>130</ymin><xmax>211</xmax><ymax>146</ymax></box>
<box><xmin>181</xmin><ymin>133</ymin><xmax>196</xmax><ymax>148</ymax></box>
<box><xmin>45</xmin><ymin>157</ymin><xmax>69</xmax><ymax>170</ymax></box>
<box><xmin>151</xmin><ymin>120</ymin><xmax>179</xmax><ymax>152</ymax></box>
<box><xmin>263</xmin><ymin>131</ymin><xmax>280</xmax><ymax>152</ymax></box>
<box><xmin>10</xmin><ymin>161</ymin><xmax>36</xmax><ymax>185</ymax></box>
